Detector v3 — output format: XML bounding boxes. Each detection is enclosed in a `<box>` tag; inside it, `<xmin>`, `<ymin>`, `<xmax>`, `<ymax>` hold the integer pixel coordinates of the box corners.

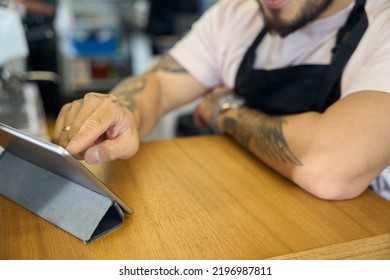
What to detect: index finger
<box><xmin>65</xmin><ymin>101</ymin><xmax>123</xmax><ymax>155</ymax></box>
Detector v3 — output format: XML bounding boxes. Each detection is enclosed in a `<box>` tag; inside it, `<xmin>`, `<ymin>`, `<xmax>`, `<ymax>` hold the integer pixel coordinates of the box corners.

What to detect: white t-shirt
<box><xmin>170</xmin><ymin>0</ymin><xmax>390</xmax><ymax>200</ymax></box>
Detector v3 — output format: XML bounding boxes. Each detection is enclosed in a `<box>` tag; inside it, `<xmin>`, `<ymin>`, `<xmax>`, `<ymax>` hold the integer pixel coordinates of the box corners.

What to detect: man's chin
<box><xmin>265</xmin><ymin>21</ymin><xmax>299</xmax><ymax>37</ymax></box>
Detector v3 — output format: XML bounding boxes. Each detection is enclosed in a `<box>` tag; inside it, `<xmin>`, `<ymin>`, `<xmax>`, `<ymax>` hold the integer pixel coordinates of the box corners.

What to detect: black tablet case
<box><xmin>0</xmin><ymin>126</ymin><xmax>125</xmax><ymax>243</ymax></box>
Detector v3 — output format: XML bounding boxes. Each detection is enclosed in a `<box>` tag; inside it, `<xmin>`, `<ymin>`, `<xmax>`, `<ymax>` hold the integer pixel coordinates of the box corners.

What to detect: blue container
<box><xmin>71</xmin><ymin>28</ymin><xmax>119</xmax><ymax>56</ymax></box>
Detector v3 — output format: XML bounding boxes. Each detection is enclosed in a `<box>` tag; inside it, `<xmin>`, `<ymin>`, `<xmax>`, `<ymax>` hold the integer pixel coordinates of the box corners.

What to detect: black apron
<box><xmin>235</xmin><ymin>0</ymin><xmax>368</xmax><ymax>115</ymax></box>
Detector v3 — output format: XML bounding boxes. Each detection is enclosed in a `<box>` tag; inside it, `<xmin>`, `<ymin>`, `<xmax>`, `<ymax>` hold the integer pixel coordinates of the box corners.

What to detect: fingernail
<box><xmin>86</xmin><ymin>148</ymin><xmax>101</xmax><ymax>164</ymax></box>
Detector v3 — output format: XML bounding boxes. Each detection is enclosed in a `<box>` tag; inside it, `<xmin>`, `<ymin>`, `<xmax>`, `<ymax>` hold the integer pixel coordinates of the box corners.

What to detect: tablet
<box><xmin>0</xmin><ymin>122</ymin><xmax>133</xmax><ymax>215</ymax></box>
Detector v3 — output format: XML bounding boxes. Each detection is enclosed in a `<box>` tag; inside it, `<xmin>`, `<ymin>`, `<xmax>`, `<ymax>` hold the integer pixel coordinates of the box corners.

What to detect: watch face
<box><xmin>219</xmin><ymin>95</ymin><xmax>245</xmax><ymax>111</ymax></box>
<box><xmin>211</xmin><ymin>94</ymin><xmax>245</xmax><ymax>132</ymax></box>
<box><xmin>221</xmin><ymin>102</ymin><xmax>231</xmax><ymax>110</ymax></box>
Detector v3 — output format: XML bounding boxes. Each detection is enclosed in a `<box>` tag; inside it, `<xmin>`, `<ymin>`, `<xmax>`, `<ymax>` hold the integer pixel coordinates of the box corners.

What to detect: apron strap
<box><xmin>315</xmin><ymin>0</ymin><xmax>368</xmax><ymax>112</ymax></box>
<box><xmin>241</xmin><ymin>28</ymin><xmax>267</xmax><ymax>66</ymax></box>
<box><xmin>234</xmin><ymin>27</ymin><xmax>267</xmax><ymax>99</ymax></box>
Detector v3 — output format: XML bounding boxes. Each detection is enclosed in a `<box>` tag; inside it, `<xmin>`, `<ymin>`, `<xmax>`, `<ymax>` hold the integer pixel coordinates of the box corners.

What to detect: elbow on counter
<box><xmin>295</xmin><ymin>166</ymin><xmax>368</xmax><ymax>201</ymax></box>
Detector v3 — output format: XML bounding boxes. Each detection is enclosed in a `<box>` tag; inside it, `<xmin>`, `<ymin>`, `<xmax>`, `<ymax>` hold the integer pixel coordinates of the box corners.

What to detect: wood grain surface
<box><xmin>1</xmin><ymin>135</ymin><xmax>389</xmax><ymax>259</ymax></box>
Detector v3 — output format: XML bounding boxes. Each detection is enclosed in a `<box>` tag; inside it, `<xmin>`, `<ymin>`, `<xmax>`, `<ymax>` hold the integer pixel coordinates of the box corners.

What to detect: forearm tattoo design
<box><xmin>110</xmin><ymin>55</ymin><xmax>187</xmax><ymax>111</ymax></box>
<box><xmin>223</xmin><ymin>110</ymin><xmax>302</xmax><ymax>166</ymax></box>
<box><xmin>149</xmin><ymin>55</ymin><xmax>188</xmax><ymax>74</ymax></box>
<box><xmin>111</xmin><ymin>76</ymin><xmax>147</xmax><ymax>111</ymax></box>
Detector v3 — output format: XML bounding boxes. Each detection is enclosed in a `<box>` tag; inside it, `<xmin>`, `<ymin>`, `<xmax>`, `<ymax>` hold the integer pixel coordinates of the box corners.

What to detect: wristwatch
<box><xmin>210</xmin><ymin>94</ymin><xmax>245</xmax><ymax>133</ymax></box>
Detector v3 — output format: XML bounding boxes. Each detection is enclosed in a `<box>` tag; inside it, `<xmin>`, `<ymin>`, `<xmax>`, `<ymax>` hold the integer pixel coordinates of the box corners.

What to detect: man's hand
<box><xmin>53</xmin><ymin>92</ymin><xmax>140</xmax><ymax>164</ymax></box>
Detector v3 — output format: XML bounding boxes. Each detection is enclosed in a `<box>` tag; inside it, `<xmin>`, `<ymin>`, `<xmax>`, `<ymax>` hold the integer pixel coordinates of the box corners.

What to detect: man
<box><xmin>53</xmin><ymin>0</ymin><xmax>390</xmax><ymax>201</ymax></box>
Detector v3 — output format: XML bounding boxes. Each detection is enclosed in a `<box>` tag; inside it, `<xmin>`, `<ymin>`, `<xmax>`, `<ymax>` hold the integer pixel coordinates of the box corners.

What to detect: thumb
<box><xmin>84</xmin><ymin>130</ymin><xmax>140</xmax><ymax>164</ymax></box>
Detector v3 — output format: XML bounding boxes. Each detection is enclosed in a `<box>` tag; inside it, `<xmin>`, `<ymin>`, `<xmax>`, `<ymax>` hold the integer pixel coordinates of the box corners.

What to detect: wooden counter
<box><xmin>1</xmin><ymin>135</ymin><xmax>389</xmax><ymax>259</ymax></box>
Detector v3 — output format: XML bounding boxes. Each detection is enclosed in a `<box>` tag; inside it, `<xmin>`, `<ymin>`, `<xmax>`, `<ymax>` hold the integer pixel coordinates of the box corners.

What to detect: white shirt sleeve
<box><xmin>342</xmin><ymin>14</ymin><xmax>390</xmax><ymax>96</ymax></box>
<box><xmin>169</xmin><ymin>0</ymin><xmax>263</xmax><ymax>89</ymax></box>
<box><xmin>169</xmin><ymin>2</ymin><xmax>224</xmax><ymax>88</ymax></box>
<box><xmin>371</xmin><ymin>166</ymin><xmax>390</xmax><ymax>200</ymax></box>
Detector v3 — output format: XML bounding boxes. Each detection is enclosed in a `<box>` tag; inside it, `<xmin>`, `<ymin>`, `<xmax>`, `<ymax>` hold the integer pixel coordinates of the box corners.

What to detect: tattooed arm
<box><xmin>53</xmin><ymin>55</ymin><xmax>207</xmax><ymax>163</ymax></box>
<box><xmin>223</xmin><ymin>109</ymin><xmax>303</xmax><ymax>166</ymax></box>
<box><xmin>109</xmin><ymin>56</ymin><xmax>207</xmax><ymax>136</ymax></box>
<box><xmin>195</xmin><ymin>88</ymin><xmax>390</xmax><ymax>200</ymax></box>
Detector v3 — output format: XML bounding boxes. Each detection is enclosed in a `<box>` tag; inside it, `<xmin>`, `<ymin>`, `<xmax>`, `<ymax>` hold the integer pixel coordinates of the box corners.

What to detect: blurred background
<box><xmin>0</xmin><ymin>0</ymin><xmax>218</xmax><ymax>140</ymax></box>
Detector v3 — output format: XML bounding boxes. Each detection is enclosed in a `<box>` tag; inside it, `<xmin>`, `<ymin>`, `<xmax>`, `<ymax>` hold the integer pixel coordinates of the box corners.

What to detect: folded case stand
<box><xmin>0</xmin><ymin>150</ymin><xmax>124</xmax><ymax>243</ymax></box>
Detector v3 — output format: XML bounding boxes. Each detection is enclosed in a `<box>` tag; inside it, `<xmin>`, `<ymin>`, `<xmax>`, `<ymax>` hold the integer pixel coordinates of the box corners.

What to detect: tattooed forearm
<box><xmin>109</xmin><ymin>55</ymin><xmax>186</xmax><ymax>112</ymax></box>
<box><xmin>111</xmin><ymin>76</ymin><xmax>146</xmax><ymax>111</ymax></box>
<box><xmin>223</xmin><ymin>117</ymin><xmax>252</xmax><ymax>149</ymax></box>
<box><xmin>223</xmin><ymin>109</ymin><xmax>302</xmax><ymax>166</ymax></box>
<box><xmin>149</xmin><ymin>55</ymin><xmax>188</xmax><ymax>74</ymax></box>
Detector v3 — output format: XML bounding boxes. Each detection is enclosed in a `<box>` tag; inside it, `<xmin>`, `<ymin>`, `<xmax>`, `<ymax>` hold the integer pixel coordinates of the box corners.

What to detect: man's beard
<box><xmin>260</xmin><ymin>0</ymin><xmax>333</xmax><ymax>37</ymax></box>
